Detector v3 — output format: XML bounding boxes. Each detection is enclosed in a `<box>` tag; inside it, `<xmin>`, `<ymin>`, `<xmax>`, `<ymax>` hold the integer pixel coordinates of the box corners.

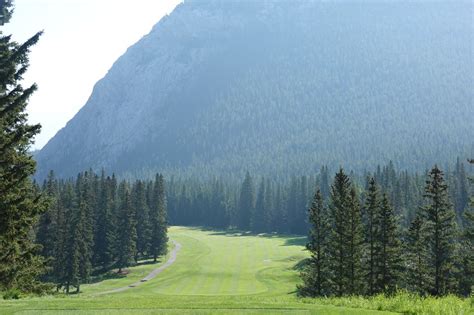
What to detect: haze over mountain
<box><xmin>35</xmin><ymin>0</ymin><xmax>473</xmax><ymax>179</ymax></box>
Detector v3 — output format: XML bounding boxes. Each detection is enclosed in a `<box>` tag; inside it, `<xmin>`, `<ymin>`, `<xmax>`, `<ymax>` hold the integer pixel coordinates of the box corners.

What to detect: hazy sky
<box><xmin>3</xmin><ymin>0</ymin><xmax>181</xmax><ymax>149</ymax></box>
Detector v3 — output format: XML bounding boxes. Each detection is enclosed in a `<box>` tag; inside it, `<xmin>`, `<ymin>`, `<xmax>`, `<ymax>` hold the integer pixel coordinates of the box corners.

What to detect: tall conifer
<box><xmin>0</xmin><ymin>14</ymin><xmax>47</xmax><ymax>291</ymax></box>
<box><xmin>421</xmin><ymin>166</ymin><xmax>458</xmax><ymax>295</ymax></box>
<box><xmin>298</xmin><ymin>190</ymin><xmax>330</xmax><ymax>296</ymax></box>
<box><xmin>376</xmin><ymin>194</ymin><xmax>402</xmax><ymax>294</ymax></box>
<box><xmin>150</xmin><ymin>174</ymin><xmax>168</xmax><ymax>262</ymax></box>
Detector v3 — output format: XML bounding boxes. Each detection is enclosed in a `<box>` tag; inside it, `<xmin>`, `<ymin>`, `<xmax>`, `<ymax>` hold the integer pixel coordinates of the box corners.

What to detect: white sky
<box><xmin>2</xmin><ymin>0</ymin><xmax>181</xmax><ymax>149</ymax></box>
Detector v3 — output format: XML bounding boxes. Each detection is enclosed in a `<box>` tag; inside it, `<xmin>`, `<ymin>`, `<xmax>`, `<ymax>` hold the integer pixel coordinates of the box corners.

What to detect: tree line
<box><xmin>35</xmin><ymin>171</ymin><xmax>168</xmax><ymax>293</ymax></box>
<box><xmin>165</xmin><ymin>159</ymin><xmax>471</xmax><ymax>236</ymax></box>
<box><xmin>299</xmin><ymin>163</ymin><xmax>473</xmax><ymax>297</ymax></box>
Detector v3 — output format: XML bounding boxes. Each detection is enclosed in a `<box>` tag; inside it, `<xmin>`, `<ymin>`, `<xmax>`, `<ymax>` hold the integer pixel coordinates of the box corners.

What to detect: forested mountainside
<box><xmin>35</xmin><ymin>0</ymin><xmax>473</xmax><ymax>179</ymax></box>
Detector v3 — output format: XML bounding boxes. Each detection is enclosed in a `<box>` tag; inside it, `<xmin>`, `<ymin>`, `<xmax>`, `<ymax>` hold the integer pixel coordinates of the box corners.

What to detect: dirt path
<box><xmin>95</xmin><ymin>240</ymin><xmax>182</xmax><ymax>295</ymax></box>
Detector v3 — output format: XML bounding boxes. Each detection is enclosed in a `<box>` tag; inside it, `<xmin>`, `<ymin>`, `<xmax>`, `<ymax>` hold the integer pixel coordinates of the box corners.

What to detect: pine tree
<box><xmin>328</xmin><ymin>168</ymin><xmax>352</xmax><ymax>296</ymax></box>
<box><xmin>133</xmin><ymin>180</ymin><xmax>151</xmax><ymax>260</ymax></box>
<box><xmin>453</xmin><ymin>158</ymin><xmax>469</xmax><ymax>224</ymax></box>
<box><xmin>458</xmin><ymin>159</ymin><xmax>473</xmax><ymax>295</ymax></box>
<box><xmin>376</xmin><ymin>193</ymin><xmax>402</xmax><ymax>294</ymax></box>
<box><xmin>298</xmin><ymin>189</ymin><xmax>330</xmax><ymax>296</ymax></box>
<box><xmin>252</xmin><ymin>178</ymin><xmax>266</xmax><ymax>232</ymax></box>
<box><xmin>0</xmin><ymin>16</ymin><xmax>48</xmax><ymax>292</ymax></box>
<box><xmin>116</xmin><ymin>187</ymin><xmax>137</xmax><ymax>272</ymax></box>
<box><xmin>51</xmin><ymin>182</ymin><xmax>69</xmax><ymax>291</ymax></box>
<box><xmin>421</xmin><ymin>166</ymin><xmax>458</xmax><ymax>296</ymax></box>
<box><xmin>150</xmin><ymin>174</ymin><xmax>168</xmax><ymax>262</ymax></box>
<box><xmin>346</xmin><ymin>187</ymin><xmax>364</xmax><ymax>295</ymax></box>
<box><xmin>405</xmin><ymin>214</ymin><xmax>429</xmax><ymax>295</ymax></box>
<box><xmin>264</xmin><ymin>178</ymin><xmax>274</xmax><ymax>232</ymax></box>
<box><xmin>36</xmin><ymin>171</ymin><xmax>59</xmax><ymax>277</ymax></box>
<box><xmin>238</xmin><ymin>172</ymin><xmax>255</xmax><ymax>230</ymax></box>
<box><xmin>93</xmin><ymin>173</ymin><xmax>116</xmax><ymax>269</ymax></box>
<box><xmin>363</xmin><ymin>177</ymin><xmax>380</xmax><ymax>295</ymax></box>
<box><xmin>59</xmin><ymin>176</ymin><xmax>93</xmax><ymax>294</ymax></box>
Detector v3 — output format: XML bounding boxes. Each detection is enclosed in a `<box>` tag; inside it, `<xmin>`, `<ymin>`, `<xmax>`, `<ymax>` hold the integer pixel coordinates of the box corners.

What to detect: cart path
<box><xmin>94</xmin><ymin>240</ymin><xmax>182</xmax><ymax>295</ymax></box>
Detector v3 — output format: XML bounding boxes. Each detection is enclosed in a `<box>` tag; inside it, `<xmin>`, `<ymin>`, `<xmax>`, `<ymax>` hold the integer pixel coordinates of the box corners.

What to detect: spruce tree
<box><xmin>363</xmin><ymin>177</ymin><xmax>380</xmax><ymax>295</ymax></box>
<box><xmin>93</xmin><ymin>173</ymin><xmax>116</xmax><ymax>269</ymax></box>
<box><xmin>59</xmin><ymin>176</ymin><xmax>93</xmax><ymax>294</ymax></box>
<box><xmin>298</xmin><ymin>189</ymin><xmax>330</xmax><ymax>296</ymax></box>
<box><xmin>133</xmin><ymin>180</ymin><xmax>151</xmax><ymax>260</ymax></box>
<box><xmin>238</xmin><ymin>172</ymin><xmax>255</xmax><ymax>230</ymax></box>
<box><xmin>458</xmin><ymin>159</ymin><xmax>473</xmax><ymax>295</ymax></box>
<box><xmin>421</xmin><ymin>166</ymin><xmax>458</xmax><ymax>296</ymax></box>
<box><xmin>376</xmin><ymin>193</ymin><xmax>402</xmax><ymax>294</ymax></box>
<box><xmin>150</xmin><ymin>174</ymin><xmax>168</xmax><ymax>262</ymax></box>
<box><xmin>116</xmin><ymin>187</ymin><xmax>137</xmax><ymax>273</ymax></box>
<box><xmin>36</xmin><ymin>171</ymin><xmax>59</xmax><ymax>276</ymax></box>
<box><xmin>328</xmin><ymin>168</ymin><xmax>352</xmax><ymax>296</ymax></box>
<box><xmin>346</xmin><ymin>187</ymin><xmax>364</xmax><ymax>295</ymax></box>
<box><xmin>252</xmin><ymin>178</ymin><xmax>266</xmax><ymax>232</ymax></box>
<box><xmin>405</xmin><ymin>214</ymin><xmax>429</xmax><ymax>295</ymax></box>
<box><xmin>0</xmin><ymin>14</ymin><xmax>47</xmax><ymax>292</ymax></box>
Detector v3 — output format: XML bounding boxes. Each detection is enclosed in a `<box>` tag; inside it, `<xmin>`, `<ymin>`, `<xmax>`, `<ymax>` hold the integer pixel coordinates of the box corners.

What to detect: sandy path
<box><xmin>95</xmin><ymin>240</ymin><xmax>182</xmax><ymax>295</ymax></box>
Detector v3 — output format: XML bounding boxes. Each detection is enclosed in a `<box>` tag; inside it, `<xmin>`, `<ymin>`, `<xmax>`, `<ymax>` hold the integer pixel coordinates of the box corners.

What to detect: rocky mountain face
<box><xmin>36</xmin><ymin>0</ymin><xmax>473</xmax><ymax>179</ymax></box>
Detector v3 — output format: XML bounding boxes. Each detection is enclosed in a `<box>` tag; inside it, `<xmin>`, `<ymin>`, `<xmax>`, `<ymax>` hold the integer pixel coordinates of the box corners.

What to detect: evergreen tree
<box><xmin>452</xmin><ymin>158</ymin><xmax>469</xmax><ymax>224</ymax></box>
<box><xmin>252</xmin><ymin>178</ymin><xmax>266</xmax><ymax>232</ymax></box>
<box><xmin>264</xmin><ymin>178</ymin><xmax>274</xmax><ymax>232</ymax></box>
<box><xmin>59</xmin><ymin>177</ymin><xmax>93</xmax><ymax>293</ymax></box>
<box><xmin>363</xmin><ymin>177</ymin><xmax>380</xmax><ymax>295</ymax></box>
<box><xmin>458</xmin><ymin>159</ymin><xmax>473</xmax><ymax>295</ymax></box>
<box><xmin>36</xmin><ymin>171</ymin><xmax>59</xmax><ymax>277</ymax></box>
<box><xmin>116</xmin><ymin>187</ymin><xmax>137</xmax><ymax>272</ymax></box>
<box><xmin>238</xmin><ymin>172</ymin><xmax>254</xmax><ymax>230</ymax></box>
<box><xmin>51</xmin><ymin>182</ymin><xmax>69</xmax><ymax>291</ymax></box>
<box><xmin>0</xmin><ymin>17</ymin><xmax>47</xmax><ymax>291</ymax></box>
<box><xmin>421</xmin><ymin>166</ymin><xmax>458</xmax><ymax>296</ymax></box>
<box><xmin>346</xmin><ymin>187</ymin><xmax>364</xmax><ymax>295</ymax></box>
<box><xmin>150</xmin><ymin>174</ymin><xmax>168</xmax><ymax>262</ymax></box>
<box><xmin>405</xmin><ymin>214</ymin><xmax>429</xmax><ymax>295</ymax></box>
<box><xmin>298</xmin><ymin>190</ymin><xmax>330</xmax><ymax>296</ymax></box>
<box><xmin>328</xmin><ymin>168</ymin><xmax>352</xmax><ymax>296</ymax></box>
<box><xmin>133</xmin><ymin>180</ymin><xmax>151</xmax><ymax>260</ymax></box>
<box><xmin>93</xmin><ymin>173</ymin><xmax>116</xmax><ymax>269</ymax></box>
<box><xmin>376</xmin><ymin>193</ymin><xmax>402</xmax><ymax>294</ymax></box>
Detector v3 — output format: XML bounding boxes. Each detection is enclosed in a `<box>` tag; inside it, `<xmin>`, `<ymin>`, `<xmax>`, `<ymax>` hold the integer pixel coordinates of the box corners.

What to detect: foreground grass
<box><xmin>303</xmin><ymin>292</ymin><xmax>473</xmax><ymax>315</ymax></box>
<box><xmin>0</xmin><ymin>226</ymin><xmax>470</xmax><ymax>314</ymax></box>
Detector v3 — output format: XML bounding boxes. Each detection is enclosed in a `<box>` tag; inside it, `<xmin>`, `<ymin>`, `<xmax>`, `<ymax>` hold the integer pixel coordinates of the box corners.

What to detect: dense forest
<box><xmin>164</xmin><ymin>159</ymin><xmax>472</xmax><ymax>235</ymax></box>
<box><xmin>36</xmin><ymin>171</ymin><xmax>168</xmax><ymax>293</ymax></box>
<box><xmin>35</xmin><ymin>1</ymin><xmax>473</xmax><ymax>179</ymax></box>
<box><xmin>27</xmin><ymin>158</ymin><xmax>472</xmax><ymax>295</ymax></box>
<box><xmin>299</xmin><ymin>164</ymin><xmax>473</xmax><ymax>297</ymax></box>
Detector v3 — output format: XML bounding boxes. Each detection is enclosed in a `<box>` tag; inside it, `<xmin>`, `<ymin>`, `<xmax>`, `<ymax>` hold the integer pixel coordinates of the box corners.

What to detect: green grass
<box><xmin>0</xmin><ymin>226</ymin><xmax>469</xmax><ymax>314</ymax></box>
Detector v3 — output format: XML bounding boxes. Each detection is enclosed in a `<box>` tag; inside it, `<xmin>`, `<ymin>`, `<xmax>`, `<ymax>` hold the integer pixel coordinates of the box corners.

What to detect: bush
<box><xmin>3</xmin><ymin>289</ymin><xmax>21</xmax><ymax>300</ymax></box>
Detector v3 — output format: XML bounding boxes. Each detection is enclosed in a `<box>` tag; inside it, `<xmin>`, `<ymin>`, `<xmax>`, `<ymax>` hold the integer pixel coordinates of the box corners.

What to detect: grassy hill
<box><xmin>0</xmin><ymin>227</ymin><xmax>469</xmax><ymax>314</ymax></box>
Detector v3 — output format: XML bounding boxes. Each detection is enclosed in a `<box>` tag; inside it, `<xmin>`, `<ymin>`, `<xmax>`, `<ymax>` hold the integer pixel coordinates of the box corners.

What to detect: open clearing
<box><xmin>0</xmin><ymin>227</ymin><xmax>398</xmax><ymax>314</ymax></box>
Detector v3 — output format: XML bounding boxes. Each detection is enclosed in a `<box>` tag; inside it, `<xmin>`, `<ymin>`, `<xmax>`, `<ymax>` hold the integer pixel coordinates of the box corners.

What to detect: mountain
<box><xmin>35</xmin><ymin>0</ymin><xmax>473</xmax><ymax>179</ymax></box>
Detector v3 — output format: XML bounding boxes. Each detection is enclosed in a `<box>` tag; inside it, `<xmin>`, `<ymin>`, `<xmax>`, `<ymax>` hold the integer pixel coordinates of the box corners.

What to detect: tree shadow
<box><xmin>282</xmin><ymin>237</ymin><xmax>307</xmax><ymax>247</ymax></box>
<box><xmin>180</xmin><ymin>226</ymin><xmax>308</xmax><ymax>246</ymax></box>
<box><xmin>293</xmin><ymin>258</ymin><xmax>310</xmax><ymax>271</ymax></box>
<box><xmin>88</xmin><ymin>271</ymin><xmax>126</xmax><ymax>284</ymax></box>
<box><xmin>135</xmin><ymin>259</ymin><xmax>162</xmax><ymax>266</ymax></box>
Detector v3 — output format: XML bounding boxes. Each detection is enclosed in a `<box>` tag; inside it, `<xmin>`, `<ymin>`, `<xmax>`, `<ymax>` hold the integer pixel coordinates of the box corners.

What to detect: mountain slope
<box><xmin>36</xmin><ymin>0</ymin><xmax>474</xmax><ymax>179</ymax></box>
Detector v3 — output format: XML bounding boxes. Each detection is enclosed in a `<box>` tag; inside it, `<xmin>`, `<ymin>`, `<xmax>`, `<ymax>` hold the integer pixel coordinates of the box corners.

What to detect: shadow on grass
<box><xmin>135</xmin><ymin>258</ymin><xmax>163</xmax><ymax>266</ymax></box>
<box><xmin>293</xmin><ymin>258</ymin><xmax>310</xmax><ymax>271</ymax></box>
<box><xmin>180</xmin><ymin>226</ymin><xmax>308</xmax><ymax>246</ymax></box>
<box><xmin>88</xmin><ymin>259</ymin><xmax>162</xmax><ymax>284</ymax></box>
<box><xmin>89</xmin><ymin>271</ymin><xmax>126</xmax><ymax>284</ymax></box>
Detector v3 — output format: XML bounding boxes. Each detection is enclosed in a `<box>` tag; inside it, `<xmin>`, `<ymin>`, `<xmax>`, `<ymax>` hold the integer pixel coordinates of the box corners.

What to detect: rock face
<box><xmin>36</xmin><ymin>0</ymin><xmax>473</xmax><ymax>179</ymax></box>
